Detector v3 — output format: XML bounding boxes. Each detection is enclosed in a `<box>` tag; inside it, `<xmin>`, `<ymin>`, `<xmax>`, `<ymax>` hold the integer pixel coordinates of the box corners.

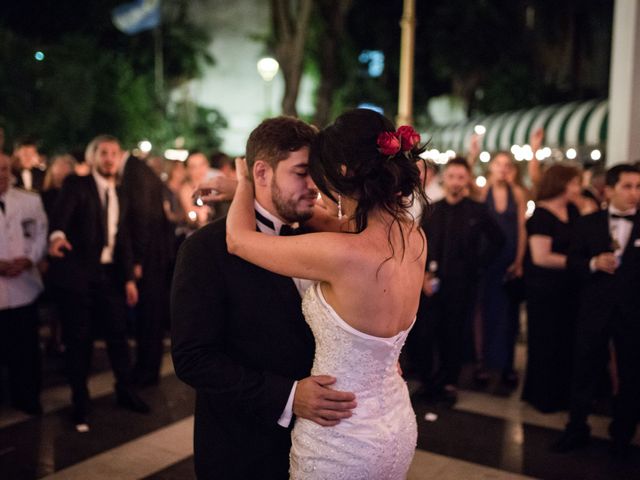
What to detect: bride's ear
<box><xmin>253</xmin><ymin>160</ymin><xmax>272</xmax><ymax>187</ymax></box>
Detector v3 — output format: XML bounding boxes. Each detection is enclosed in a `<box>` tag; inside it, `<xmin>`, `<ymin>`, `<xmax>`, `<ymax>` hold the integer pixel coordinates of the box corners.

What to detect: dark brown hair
<box><xmin>309</xmin><ymin>109</ymin><xmax>428</xmax><ymax>267</ymax></box>
<box><xmin>13</xmin><ymin>136</ymin><xmax>38</xmax><ymax>152</ymax></box>
<box><xmin>536</xmin><ymin>164</ymin><xmax>581</xmax><ymax>201</ymax></box>
<box><xmin>606</xmin><ymin>163</ymin><xmax>640</xmax><ymax>187</ymax></box>
<box><xmin>245</xmin><ymin>116</ymin><xmax>317</xmax><ymax>171</ymax></box>
<box><xmin>444</xmin><ymin>157</ymin><xmax>471</xmax><ymax>172</ymax></box>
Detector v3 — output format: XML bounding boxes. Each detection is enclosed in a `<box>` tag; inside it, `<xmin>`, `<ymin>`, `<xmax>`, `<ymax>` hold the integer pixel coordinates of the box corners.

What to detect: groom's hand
<box><xmin>293</xmin><ymin>375</ymin><xmax>357</xmax><ymax>427</ymax></box>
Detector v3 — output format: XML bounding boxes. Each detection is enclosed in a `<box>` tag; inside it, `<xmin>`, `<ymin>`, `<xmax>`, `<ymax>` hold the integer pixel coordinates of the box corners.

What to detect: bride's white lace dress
<box><xmin>290</xmin><ymin>282</ymin><xmax>417</xmax><ymax>479</ymax></box>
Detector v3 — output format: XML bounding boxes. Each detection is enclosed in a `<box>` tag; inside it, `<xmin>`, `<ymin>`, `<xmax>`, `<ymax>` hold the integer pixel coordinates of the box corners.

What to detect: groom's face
<box><xmin>271</xmin><ymin>147</ymin><xmax>318</xmax><ymax>223</ymax></box>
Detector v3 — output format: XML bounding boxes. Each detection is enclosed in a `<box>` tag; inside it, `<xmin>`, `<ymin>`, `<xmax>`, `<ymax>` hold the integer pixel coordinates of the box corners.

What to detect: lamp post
<box><xmin>397</xmin><ymin>0</ymin><xmax>416</xmax><ymax>127</ymax></box>
<box><xmin>257</xmin><ymin>57</ymin><xmax>280</xmax><ymax>118</ymax></box>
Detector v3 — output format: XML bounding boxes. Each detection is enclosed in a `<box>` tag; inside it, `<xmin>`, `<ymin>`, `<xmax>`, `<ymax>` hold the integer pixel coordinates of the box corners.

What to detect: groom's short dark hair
<box><xmin>245</xmin><ymin>116</ymin><xmax>317</xmax><ymax>172</ymax></box>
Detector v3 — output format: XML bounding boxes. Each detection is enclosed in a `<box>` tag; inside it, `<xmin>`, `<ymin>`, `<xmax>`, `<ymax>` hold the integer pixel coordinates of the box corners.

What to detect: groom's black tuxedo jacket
<box><xmin>567</xmin><ymin>209</ymin><xmax>640</xmax><ymax>322</ymax></box>
<box><xmin>171</xmin><ymin>219</ymin><xmax>315</xmax><ymax>480</ymax></box>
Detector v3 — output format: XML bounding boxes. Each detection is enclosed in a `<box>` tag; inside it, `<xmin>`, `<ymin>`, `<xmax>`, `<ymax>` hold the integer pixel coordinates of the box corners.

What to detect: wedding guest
<box><xmin>48</xmin><ymin>135</ymin><xmax>149</xmax><ymax>431</ymax></box>
<box><xmin>0</xmin><ymin>127</ymin><xmax>11</xmax><ymax>170</ymax></box>
<box><xmin>522</xmin><ymin>164</ymin><xmax>582</xmax><ymax>413</ymax></box>
<box><xmin>179</xmin><ymin>152</ymin><xmax>216</xmax><ymax>232</ymax></box>
<box><xmin>41</xmin><ymin>154</ymin><xmax>76</xmax><ymax>218</ymax></box>
<box><xmin>581</xmin><ymin>164</ymin><xmax>607</xmax><ymax>209</ymax></box>
<box><xmin>119</xmin><ymin>151</ymin><xmax>174</xmax><ymax>386</ymax></box>
<box><xmin>208</xmin><ymin>152</ymin><xmax>233</xmax><ymax>221</ymax></box>
<box><xmin>553</xmin><ymin>164</ymin><xmax>640</xmax><ymax>457</ymax></box>
<box><xmin>0</xmin><ymin>153</ymin><xmax>47</xmax><ymax>414</ymax></box>
<box><xmin>473</xmin><ymin>152</ymin><xmax>527</xmax><ymax>386</ymax></box>
<box><xmin>40</xmin><ymin>153</ymin><xmax>76</xmax><ymax>356</ymax></box>
<box><xmin>11</xmin><ymin>137</ymin><xmax>45</xmax><ymax>192</ymax></box>
<box><xmin>415</xmin><ymin>158</ymin><xmax>504</xmax><ymax>403</ymax></box>
<box><xmin>422</xmin><ymin>159</ymin><xmax>444</xmax><ymax>202</ymax></box>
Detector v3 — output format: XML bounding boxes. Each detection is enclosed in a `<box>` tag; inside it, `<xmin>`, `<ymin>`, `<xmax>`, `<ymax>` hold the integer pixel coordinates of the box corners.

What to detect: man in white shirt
<box><xmin>0</xmin><ymin>153</ymin><xmax>47</xmax><ymax>414</ymax></box>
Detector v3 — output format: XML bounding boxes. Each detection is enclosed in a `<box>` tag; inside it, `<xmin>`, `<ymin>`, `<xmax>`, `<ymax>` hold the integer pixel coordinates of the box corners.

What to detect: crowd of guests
<box><xmin>1</xmin><ymin>126</ymin><xmax>639</xmax><ymax>455</ymax></box>
<box><xmin>0</xmin><ymin>133</ymin><xmax>236</xmax><ymax>432</ymax></box>
<box><xmin>411</xmin><ymin>130</ymin><xmax>640</xmax><ymax>457</ymax></box>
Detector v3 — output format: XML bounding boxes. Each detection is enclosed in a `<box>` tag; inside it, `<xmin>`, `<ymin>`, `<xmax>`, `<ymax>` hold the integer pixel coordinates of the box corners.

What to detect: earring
<box><xmin>337</xmin><ymin>194</ymin><xmax>343</xmax><ymax>219</ymax></box>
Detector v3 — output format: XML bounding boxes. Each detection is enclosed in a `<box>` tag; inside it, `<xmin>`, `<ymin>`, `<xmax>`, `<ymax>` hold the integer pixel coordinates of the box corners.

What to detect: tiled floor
<box><xmin>1</xmin><ymin>344</ymin><xmax>639</xmax><ymax>480</ymax></box>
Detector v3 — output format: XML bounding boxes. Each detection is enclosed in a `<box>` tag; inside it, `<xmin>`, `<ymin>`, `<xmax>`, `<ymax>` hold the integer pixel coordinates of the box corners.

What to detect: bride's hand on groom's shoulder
<box><xmin>293</xmin><ymin>375</ymin><xmax>357</xmax><ymax>427</ymax></box>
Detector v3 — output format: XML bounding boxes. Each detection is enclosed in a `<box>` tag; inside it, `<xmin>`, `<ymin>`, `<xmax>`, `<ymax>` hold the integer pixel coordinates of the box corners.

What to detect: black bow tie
<box><xmin>279</xmin><ymin>224</ymin><xmax>301</xmax><ymax>236</ymax></box>
<box><xmin>255</xmin><ymin>209</ymin><xmax>300</xmax><ymax>236</ymax></box>
<box><xmin>610</xmin><ymin>213</ymin><xmax>635</xmax><ymax>221</ymax></box>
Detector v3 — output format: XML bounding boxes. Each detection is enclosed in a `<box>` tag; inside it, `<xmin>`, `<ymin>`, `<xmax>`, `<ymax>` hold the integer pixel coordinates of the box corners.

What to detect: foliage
<box><xmin>0</xmin><ymin>0</ymin><xmax>224</xmax><ymax>156</ymax></box>
<box><xmin>336</xmin><ymin>0</ymin><xmax>611</xmax><ymax>128</ymax></box>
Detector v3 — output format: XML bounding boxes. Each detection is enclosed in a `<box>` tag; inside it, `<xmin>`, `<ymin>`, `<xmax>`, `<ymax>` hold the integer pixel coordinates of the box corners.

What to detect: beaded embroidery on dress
<box><xmin>290</xmin><ymin>282</ymin><xmax>417</xmax><ymax>480</ymax></box>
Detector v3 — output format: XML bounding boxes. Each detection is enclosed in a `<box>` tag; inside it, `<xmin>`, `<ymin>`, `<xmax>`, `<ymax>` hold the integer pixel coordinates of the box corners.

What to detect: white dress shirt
<box><xmin>21</xmin><ymin>169</ymin><xmax>33</xmax><ymax>191</ymax></box>
<box><xmin>0</xmin><ymin>187</ymin><xmax>48</xmax><ymax>309</ymax></box>
<box><xmin>609</xmin><ymin>205</ymin><xmax>636</xmax><ymax>257</ymax></box>
<box><xmin>590</xmin><ymin>206</ymin><xmax>637</xmax><ymax>272</ymax></box>
<box><xmin>92</xmin><ymin>171</ymin><xmax>119</xmax><ymax>264</ymax></box>
<box><xmin>254</xmin><ymin>200</ymin><xmax>314</xmax><ymax>428</ymax></box>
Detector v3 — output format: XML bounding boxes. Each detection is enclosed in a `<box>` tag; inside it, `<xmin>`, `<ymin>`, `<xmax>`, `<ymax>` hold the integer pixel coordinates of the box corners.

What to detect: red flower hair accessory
<box><xmin>396</xmin><ymin>125</ymin><xmax>421</xmax><ymax>151</ymax></box>
<box><xmin>377</xmin><ymin>132</ymin><xmax>401</xmax><ymax>156</ymax></box>
<box><xmin>376</xmin><ymin>126</ymin><xmax>421</xmax><ymax>157</ymax></box>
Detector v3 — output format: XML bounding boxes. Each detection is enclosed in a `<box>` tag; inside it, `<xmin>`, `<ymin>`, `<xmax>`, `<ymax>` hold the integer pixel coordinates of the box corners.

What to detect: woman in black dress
<box><xmin>522</xmin><ymin>164</ymin><xmax>582</xmax><ymax>413</ymax></box>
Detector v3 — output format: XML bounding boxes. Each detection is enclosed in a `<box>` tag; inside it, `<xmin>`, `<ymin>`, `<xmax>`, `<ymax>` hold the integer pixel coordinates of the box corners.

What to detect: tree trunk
<box><xmin>271</xmin><ymin>0</ymin><xmax>313</xmax><ymax>117</ymax></box>
<box><xmin>313</xmin><ymin>0</ymin><xmax>353</xmax><ymax>127</ymax></box>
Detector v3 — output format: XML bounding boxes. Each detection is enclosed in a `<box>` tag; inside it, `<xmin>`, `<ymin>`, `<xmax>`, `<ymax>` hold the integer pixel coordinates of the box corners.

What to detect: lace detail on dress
<box><xmin>290</xmin><ymin>283</ymin><xmax>417</xmax><ymax>480</ymax></box>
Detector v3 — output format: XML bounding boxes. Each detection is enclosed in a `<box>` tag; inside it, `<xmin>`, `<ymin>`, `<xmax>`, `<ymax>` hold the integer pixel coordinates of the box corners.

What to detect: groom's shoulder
<box><xmin>179</xmin><ymin>217</ymin><xmax>228</xmax><ymax>256</ymax></box>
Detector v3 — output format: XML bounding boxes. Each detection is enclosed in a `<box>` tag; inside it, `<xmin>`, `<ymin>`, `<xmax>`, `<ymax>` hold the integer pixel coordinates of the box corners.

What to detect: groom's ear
<box><xmin>253</xmin><ymin>160</ymin><xmax>273</xmax><ymax>187</ymax></box>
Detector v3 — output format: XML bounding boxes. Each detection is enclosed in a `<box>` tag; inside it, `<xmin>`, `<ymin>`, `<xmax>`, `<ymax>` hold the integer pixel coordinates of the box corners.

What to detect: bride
<box><xmin>226</xmin><ymin>108</ymin><xmax>427</xmax><ymax>479</ymax></box>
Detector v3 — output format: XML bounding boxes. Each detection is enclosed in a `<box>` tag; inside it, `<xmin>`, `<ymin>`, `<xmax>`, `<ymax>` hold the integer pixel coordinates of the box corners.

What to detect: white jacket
<box><xmin>0</xmin><ymin>187</ymin><xmax>48</xmax><ymax>309</ymax></box>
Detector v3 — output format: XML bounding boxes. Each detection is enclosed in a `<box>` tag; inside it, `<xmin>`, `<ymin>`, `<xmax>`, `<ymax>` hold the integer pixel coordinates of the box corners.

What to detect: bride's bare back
<box><xmin>321</xmin><ymin>215</ymin><xmax>426</xmax><ymax>338</ymax></box>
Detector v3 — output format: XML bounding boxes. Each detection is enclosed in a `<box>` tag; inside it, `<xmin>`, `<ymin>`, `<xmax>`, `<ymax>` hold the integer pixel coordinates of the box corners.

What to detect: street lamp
<box><xmin>257</xmin><ymin>57</ymin><xmax>279</xmax><ymax>117</ymax></box>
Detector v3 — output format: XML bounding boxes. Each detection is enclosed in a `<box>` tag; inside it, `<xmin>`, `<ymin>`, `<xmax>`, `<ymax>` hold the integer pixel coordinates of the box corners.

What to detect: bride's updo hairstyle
<box><xmin>309</xmin><ymin>108</ymin><xmax>427</xmax><ymax>235</ymax></box>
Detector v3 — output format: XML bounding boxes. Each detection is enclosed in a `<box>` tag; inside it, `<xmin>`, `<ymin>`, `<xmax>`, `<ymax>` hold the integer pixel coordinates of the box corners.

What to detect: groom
<box><xmin>171</xmin><ymin>117</ymin><xmax>357</xmax><ymax>480</ymax></box>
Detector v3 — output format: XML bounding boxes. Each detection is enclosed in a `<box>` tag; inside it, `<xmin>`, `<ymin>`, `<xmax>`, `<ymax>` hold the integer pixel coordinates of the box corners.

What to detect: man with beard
<box><xmin>171</xmin><ymin>117</ymin><xmax>356</xmax><ymax>480</ymax></box>
<box><xmin>48</xmin><ymin>135</ymin><xmax>149</xmax><ymax>431</ymax></box>
<box><xmin>413</xmin><ymin>157</ymin><xmax>504</xmax><ymax>404</ymax></box>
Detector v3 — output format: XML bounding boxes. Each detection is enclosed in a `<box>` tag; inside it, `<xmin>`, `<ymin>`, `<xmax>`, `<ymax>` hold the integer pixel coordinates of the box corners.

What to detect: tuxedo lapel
<box><xmin>595</xmin><ymin>210</ymin><xmax>613</xmax><ymax>252</ymax></box>
<box><xmin>621</xmin><ymin>213</ymin><xmax>640</xmax><ymax>259</ymax></box>
<box><xmin>88</xmin><ymin>176</ymin><xmax>106</xmax><ymax>242</ymax></box>
<box><xmin>252</xmin><ymin>222</ymin><xmax>303</xmax><ymax>312</ymax></box>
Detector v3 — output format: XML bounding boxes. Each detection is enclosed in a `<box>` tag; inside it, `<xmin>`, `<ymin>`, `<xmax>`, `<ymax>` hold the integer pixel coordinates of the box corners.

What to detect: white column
<box><xmin>607</xmin><ymin>0</ymin><xmax>640</xmax><ymax>166</ymax></box>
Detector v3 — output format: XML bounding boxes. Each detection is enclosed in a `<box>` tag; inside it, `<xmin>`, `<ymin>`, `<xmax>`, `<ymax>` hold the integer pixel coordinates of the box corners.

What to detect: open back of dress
<box><xmin>290</xmin><ymin>282</ymin><xmax>417</xmax><ymax>480</ymax></box>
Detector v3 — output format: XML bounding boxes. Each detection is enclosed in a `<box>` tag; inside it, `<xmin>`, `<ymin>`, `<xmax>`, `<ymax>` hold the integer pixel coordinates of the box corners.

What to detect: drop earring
<box><xmin>337</xmin><ymin>194</ymin><xmax>343</xmax><ymax>219</ymax></box>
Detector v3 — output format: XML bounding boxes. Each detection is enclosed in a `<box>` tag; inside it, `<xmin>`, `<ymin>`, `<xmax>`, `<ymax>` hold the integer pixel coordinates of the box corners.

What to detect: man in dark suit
<box><xmin>48</xmin><ymin>135</ymin><xmax>150</xmax><ymax>431</ymax></box>
<box><xmin>171</xmin><ymin>117</ymin><xmax>356</xmax><ymax>480</ymax></box>
<box><xmin>11</xmin><ymin>137</ymin><xmax>45</xmax><ymax>192</ymax></box>
<box><xmin>412</xmin><ymin>158</ymin><xmax>505</xmax><ymax>403</ymax></box>
<box><xmin>119</xmin><ymin>153</ymin><xmax>173</xmax><ymax>386</ymax></box>
<box><xmin>554</xmin><ymin>164</ymin><xmax>640</xmax><ymax>456</ymax></box>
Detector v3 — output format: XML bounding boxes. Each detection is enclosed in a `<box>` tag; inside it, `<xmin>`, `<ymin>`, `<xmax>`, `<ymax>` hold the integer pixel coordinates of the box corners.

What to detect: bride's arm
<box><xmin>226</xmin><ymin>159</ymin><xmax>355</xmax><ymax>282</ymax></box>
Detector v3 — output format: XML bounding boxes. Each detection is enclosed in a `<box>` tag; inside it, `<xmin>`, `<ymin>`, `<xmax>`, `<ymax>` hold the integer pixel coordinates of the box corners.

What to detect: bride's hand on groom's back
<box><xmin>293</xmin><ymin>376</ymin><xmax>357</xmax><ymax>427</ymax></box>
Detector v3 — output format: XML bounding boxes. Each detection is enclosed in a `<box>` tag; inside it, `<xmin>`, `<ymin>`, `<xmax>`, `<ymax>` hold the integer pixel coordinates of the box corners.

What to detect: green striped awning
<box><xmin>426</xmin><ymin>100</ymin><xmax>608</xmax><ymax>153</ymax></box>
